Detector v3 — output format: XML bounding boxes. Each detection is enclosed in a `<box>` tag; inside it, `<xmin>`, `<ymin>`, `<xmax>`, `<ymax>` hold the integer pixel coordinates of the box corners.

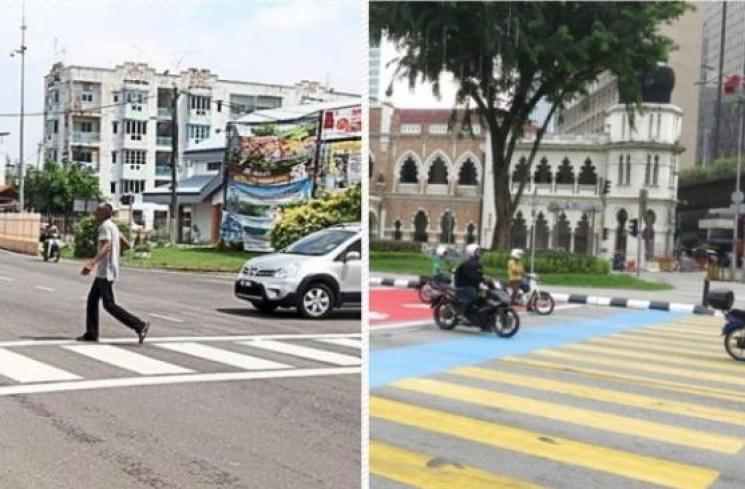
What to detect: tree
<box><xmin>24</xmin><ymin>161</ymin><xmax>101</xmax><ymax>216</ymax></box>
<box><xmin>372</xmin><ymin>1</ymin><xmax>690</xmax><ymax>249</ymax></box>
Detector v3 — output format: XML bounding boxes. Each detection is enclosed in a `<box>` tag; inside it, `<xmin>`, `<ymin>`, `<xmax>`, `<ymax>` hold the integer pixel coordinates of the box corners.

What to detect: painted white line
<box><xmin>157</xmin><ymin>342</ymin><xmax>290</xmax><ymax>370</ymax></box>
<box><xmin>627</xmin><ymin>299</ymin><xmax>652</xmax><ymax>309</ymax></box>
<box><xmin>34</xmin><ymin>286</ymin><xmax>54</xmax><ymax>292</ymax></box>
<box><xmin>0</xmin><ymin>276</ymin><xmax>13</xmax><ymax>282</ymax></box>
<box><xmin>243</xmin><ymin>340</ymin><xmax>360</xmax><ymax>366</ymax></box>
<box><xmin>0</xmin><ymin>348</ymin><xmax>80</xmax><ymax>383</ymax></box>
<box><xmin>402</xmin><ymin>303</ymin><xmax>431</xmax><ymax>310</ymax></box>
<box><xmin>371</xmin><ymin>320</ymin><xmax>433</xmax><ymax>331</ymax></box>
<box><xmin>0</xmin><ymin>333</ymin><xmax>361</xmax><ymax>349</ymax></box>
<box><xmin>147</xmin><ymin>313</ymin><xmax>184</xmax><ymax>323</ymax></box>
<box><xmin>315</xmin><ymin>338</ymin><xmax>362</xmax><ymax>349</ymax></box>
<box><xmin>0</xmin><ymin>367</ymin><xmax>360</xmax><ymax>398</ymax></box>
<box><xmin>370</xmin><ymin>312</ymin><xmax>389</xmax><ymax>320</ymax></box>
<box><xmin>63</xmin><ymin>345</ymin><xmax>193</xmax><ymax>375</ymax></box>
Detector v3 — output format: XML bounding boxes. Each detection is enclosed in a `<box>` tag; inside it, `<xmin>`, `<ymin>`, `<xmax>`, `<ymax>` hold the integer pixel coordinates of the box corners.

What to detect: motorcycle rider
<box><xmin>43</xmin><ymin>221</ymin><xmax>61</xmax><ymax>262</ymax></box>
<box><xmin>454</xmin><ymin>243</ymin><xmax>486</xmax><ymax>321</ymax></box>
<box><xmin>432</xmin><ymin>244</ymin><xmax>451</xmax><ymax>283</ymax></box>
<box><xmin>508</xmin><ymin>248</ymin><xmax>525</xmax><ymax>304</ymax></box>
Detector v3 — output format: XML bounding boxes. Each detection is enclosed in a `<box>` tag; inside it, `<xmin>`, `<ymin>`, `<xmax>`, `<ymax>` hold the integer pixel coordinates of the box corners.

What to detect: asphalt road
<box><xmin>0</xmin><ymin>250</ymin><xmax>361</xmax><ymax>489</ymax></box>
<box><xmin>370</xmin><ymin>302</ymin><xmax>745</xmax><ymax>489</ymax></box>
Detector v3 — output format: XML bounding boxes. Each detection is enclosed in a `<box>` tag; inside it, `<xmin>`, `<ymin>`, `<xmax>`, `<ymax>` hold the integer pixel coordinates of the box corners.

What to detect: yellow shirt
<box><xmin>508</xmin><ymin>258</ymin><xmax>524</xmax><ymax>282</ymax></box>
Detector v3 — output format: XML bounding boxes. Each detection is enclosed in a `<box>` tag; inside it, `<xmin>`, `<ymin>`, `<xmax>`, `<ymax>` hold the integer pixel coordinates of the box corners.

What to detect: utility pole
<box><xmin>12</xmin><ymin>3</ymin><xmax>27</xmax><ymax>211</ymax></box>
<box><xmin>713</xmin><ymin>1</ymin><xmax>728</xmax><ymax>161</ymax></box>
<box><xmin>170</xmin><ymin>86</ymin><xmax>179</xmax><ymax>245</ymax></box>
<box><xmin>530</xmin><ymin>188</ymin><xmax>537</xmax><ymax>274</ymax></box>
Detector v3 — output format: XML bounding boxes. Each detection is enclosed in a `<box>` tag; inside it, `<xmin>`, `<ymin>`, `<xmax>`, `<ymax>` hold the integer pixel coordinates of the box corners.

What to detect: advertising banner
<box><xmin>317</xmin><ymin>140</ymin><xmax>362</xmax><ymax>193</ymax></box>
<box><xmin>221</xmin><ymin>116</ymin><xmax>318</xmax><ymax>251</ymax></box>
<box><xmin>320</xmin><ymin>106</ymin><xmax>362</xmax><ymax>140</ymax></box>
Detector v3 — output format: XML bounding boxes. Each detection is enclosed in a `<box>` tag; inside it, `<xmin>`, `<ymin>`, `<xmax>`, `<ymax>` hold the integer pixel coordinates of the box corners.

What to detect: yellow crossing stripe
<box><xmin>611</xmin><ymin>331</ymin><xmax>722</xmax><ymax>351</ymax></box>
<box><xmin>371</xmin><ymin>397</ymin><xmax>720</xmax><ymax>489</ymax></box>
<box><xmin>391</xmin><ymin>378</ymin><xmax>744</xmax><ymax>454</ymax></box>
<box><xmin>636</xmin><ymin>327</ymin><xmax>717</xmax><ymax>341</ymax></box>
<box><xmin>558</xmin><ymin>343</ymin><xmax>742</xmax><ymax>374</ymax></box>
<box><xmin>454</xmin><ymin>366</ymin><xmax>745</xmax><ymax>428</ymax></box>
<box><xmin>587</xmin><ymin>337</ymin><xmax>725</xmax><ymax>361</ymax></box>
<box><xmin>370</xmin><ymin>441</ymin><xmax>546</xmax><ymax>489</ymax></box>
<box><xmin>533</xmin><ymin>349</ymin><xmax>745</xmax><ymax>388</ymax></box>
<box><xmin>501</xmin><ymin>356</ymin><xmax>745</xmax><ymax>404</ymax></box>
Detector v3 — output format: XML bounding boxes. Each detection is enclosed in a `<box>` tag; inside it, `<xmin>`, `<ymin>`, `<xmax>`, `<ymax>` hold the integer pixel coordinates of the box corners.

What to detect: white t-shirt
<box><xmin>96</xmin><ymin>219</ymin><xmax>120</xmax><ymax>282</ymax></box>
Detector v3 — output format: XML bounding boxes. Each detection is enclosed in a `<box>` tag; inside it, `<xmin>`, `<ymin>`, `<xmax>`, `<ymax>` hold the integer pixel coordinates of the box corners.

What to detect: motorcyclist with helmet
<box><xmin>43</xmin><ymin>221</ymin><xmax>61</xmax><ymax>262</ymax></box>
<box><xmin>508</xmin><ymin>248</ymin><xmax>525</xmax><ymax>304</ymax></box>
<box><xmin>454</xmin><ymin>243</ymin><xmax>488</xmax><ymax>323</ymax></box>
<box><xmin>432</xmin><ymin>244</ymin><xmax>452</xmax><ymax>283</ymax></box>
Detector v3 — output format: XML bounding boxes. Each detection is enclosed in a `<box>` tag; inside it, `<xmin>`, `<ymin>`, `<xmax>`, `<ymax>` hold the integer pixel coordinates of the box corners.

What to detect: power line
<box><xmin>0</xmin><ymin>93</ymin><xmax>155</xmax><ymax>118</ymax></box>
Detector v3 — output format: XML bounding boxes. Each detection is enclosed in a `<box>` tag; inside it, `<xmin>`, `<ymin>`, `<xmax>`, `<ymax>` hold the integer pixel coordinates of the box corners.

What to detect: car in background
<box><xmin>234</xmin><ymin>223</ymin><xmax>361</xmax><ymax>318</ymax></box>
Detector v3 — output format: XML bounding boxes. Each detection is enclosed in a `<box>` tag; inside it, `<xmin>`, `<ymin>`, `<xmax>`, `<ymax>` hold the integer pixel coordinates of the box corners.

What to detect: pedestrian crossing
<box><xmin>371</xmin><ymin>316</ymin><xmax>745</xmax><ymax>488</ymax></box>
<box><xmin>0</xmin><ymin>333</ymin><xmax>361</xmax><ymax>396</ymax></box>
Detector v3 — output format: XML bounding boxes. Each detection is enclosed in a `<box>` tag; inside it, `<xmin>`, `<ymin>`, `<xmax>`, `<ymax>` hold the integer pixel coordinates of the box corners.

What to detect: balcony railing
<box><xmin>155</xmin><ymin>165</ymin><xmax>172</xmax><ymax>177</ymax></box>
<box><xmin>157</xmin><ymin>107</ymin><xmax>171</xmax><ymax>119</ymax></box>
<box><xmin>71</xmin><ymin>131</ymin><xmax>100</xmax><ymax>144</ymax></box>
<box><xmin>157</xmin><ymin>136</ymin><xmax>173</xmax><ymax>147</ymax></box>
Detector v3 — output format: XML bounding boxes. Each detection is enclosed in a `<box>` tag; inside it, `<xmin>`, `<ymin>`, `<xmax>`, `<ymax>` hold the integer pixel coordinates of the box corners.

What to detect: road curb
<box><xmin>369</xmin><ymin>276</ymin><xmax>721</xmax><ymax>317</ymax></box>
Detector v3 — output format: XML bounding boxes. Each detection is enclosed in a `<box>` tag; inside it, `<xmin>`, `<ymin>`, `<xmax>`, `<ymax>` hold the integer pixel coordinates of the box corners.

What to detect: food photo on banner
<box><xmin>317</xmin><ymin>105</ymin><xmax>362</xmax><ymax>192</ymax></box>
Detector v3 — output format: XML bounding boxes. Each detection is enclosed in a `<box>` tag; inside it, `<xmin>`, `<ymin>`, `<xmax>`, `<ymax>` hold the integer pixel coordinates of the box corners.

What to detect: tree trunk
<box><xmin>490</xmin><ymin>149</ymin><xmax>513</xmax><ymax>250</ymax></box>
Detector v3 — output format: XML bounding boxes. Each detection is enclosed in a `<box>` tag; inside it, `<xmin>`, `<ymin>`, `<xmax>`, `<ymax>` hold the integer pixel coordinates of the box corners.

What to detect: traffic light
<box><xmin>628</xmin><ymin>218</ymin><xmax>639</xmax><ymax>237</ymax></box>
<box><xmin>602</xmin><ymin>179</ymin><xmax>611</xmax><ymax>195</ymax></box>
<box><xmin>602</xmin><ymin>228</ymin><xmax>609</xmax><ymax>241</ymax></box>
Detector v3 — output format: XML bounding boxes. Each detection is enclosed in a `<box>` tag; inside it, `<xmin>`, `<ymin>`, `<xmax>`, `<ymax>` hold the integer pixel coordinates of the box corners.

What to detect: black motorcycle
<box><xmin>708</xmin><ymin>289</ymin><xmax>745</xmax><ymax>361</ymax></box>
<box><xmin>43</xmin><ymin>233</ymin><xmax>61</xmax><ymax>262</ymax></box>
<box><xmin>431</xmin><ymin>280</ymin><xmax>520</xmax><ymax>338</ymax></box>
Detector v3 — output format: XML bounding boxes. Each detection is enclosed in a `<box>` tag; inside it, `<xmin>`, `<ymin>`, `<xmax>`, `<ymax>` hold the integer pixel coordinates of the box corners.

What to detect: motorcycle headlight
<box><xmin>274</xmin><ymin>264</ymin><xmax>298</xmax><ymax>279</ymax></box>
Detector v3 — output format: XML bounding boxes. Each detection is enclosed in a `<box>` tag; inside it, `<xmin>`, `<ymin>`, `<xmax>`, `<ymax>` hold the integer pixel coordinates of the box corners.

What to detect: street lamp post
<box><xmin>11</xmin><ymin>4</ymin><xmax>27</xmax><ymax>211</ymax></box>
<box><xmin>732</xmin><ymin>97</ymin><xmax>743</xmax><ymax>281</ymax></box>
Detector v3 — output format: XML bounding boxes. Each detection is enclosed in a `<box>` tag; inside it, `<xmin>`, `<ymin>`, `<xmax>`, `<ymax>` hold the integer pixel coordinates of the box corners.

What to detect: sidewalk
<box><xmin>370</xmin><ymin>270</ymin><xmax>745</xmax><ymax>306</ymax></box>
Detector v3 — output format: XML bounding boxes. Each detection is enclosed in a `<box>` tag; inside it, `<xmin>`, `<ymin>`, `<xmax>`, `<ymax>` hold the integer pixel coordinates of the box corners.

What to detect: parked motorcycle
<box><xmin>707</xmin><ymin>289</ymin><xmax>745</xmax><ymax>361</ymax></box>
<box><xmin>431</xmin><ymin>280</ymin><xmax>520</xmax><ymax>338</ymax></box>
<box><xmin>510</xmin><ymin>273</ymin><xmax>555</xmax><ymax>315</ymax></box>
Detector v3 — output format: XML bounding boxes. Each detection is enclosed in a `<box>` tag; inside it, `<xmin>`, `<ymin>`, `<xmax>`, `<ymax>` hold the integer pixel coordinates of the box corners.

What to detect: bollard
<box><xmin>702</xmin><ymin>278</ymin><xmax>710</xmax><ymax>307</ymax></box>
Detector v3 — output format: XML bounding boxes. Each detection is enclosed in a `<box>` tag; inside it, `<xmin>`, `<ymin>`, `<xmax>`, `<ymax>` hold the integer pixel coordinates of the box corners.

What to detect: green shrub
<box><xmin>73</xmin><ymin>217</ymin><xmax>130</xmax><ymax>258</ymax></box>
<box><xmin>481</xmin><ymin>250</ymin><xmax>610</xmax><ymax>275</ymax></box>
<box><xmin>270</xmin><ymin>184</ymin><xmax>361</xmax><ymax>250</ymax></box>
<box><xmin>370</xmin><ymin>239</ymin><xmax>422</xmax><ymax>252</ymax></box>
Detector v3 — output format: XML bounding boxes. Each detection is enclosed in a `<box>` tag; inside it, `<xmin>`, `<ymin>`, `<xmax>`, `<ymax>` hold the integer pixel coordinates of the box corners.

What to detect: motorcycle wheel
<box><xmin>434</xmin><ymin>302</ymin><xmax>459</xmax><ymax>330</ymax></box>
<box><xmin>530</xmin><ymin>292</ymin><xmax>555</xmax><ymax>315</ymax></box>
<box><xmin>495</xmin><ymin>308</ymin><xmax>520</xmax><ymax>338</ymax></box>
<box><xmin>418</xmin><ymin>282</ymin><xmax>434</xmax><ymax>303</ymax></box>
<box><xmin>724</xmin><ymin>328</ymin><xmax>745</xmax><ymax>361</ymax></box>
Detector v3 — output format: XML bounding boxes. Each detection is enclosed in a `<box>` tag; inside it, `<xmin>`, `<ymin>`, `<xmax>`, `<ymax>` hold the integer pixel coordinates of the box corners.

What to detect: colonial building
<box><xmin>370</xmin><ymin>101</ymin><xmax>683</xmax><ymax>263</ymax></box>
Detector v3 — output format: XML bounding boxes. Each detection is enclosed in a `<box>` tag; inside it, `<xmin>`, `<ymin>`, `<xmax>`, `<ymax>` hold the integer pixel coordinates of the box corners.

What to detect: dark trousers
<box><xmin>456</xmin><ymin>286</ymin><xmax>479</xmax><ymax>314</ymax></box>
<box><xmin>86</xmin><ymin>277</ymin><xmax>143</xmax><ymax>339</ymax></box>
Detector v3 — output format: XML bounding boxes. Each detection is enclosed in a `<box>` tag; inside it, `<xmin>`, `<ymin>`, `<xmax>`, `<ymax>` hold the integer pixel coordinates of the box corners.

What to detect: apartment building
<box><xmin>42</xmin><ymin>62</ymin><xmax>356</xmax><ymax>228</ymax></box>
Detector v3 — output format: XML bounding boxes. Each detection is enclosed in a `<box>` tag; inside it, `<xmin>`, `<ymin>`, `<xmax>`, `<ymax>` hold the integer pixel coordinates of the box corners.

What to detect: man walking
<box><xmin>77</xmin><ymin>202</ymin><xmax>150</xmax><ymax>344</ymax></box>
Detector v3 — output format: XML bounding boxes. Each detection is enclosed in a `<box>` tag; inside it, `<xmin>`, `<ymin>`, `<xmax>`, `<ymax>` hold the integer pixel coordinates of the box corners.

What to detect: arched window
<box><xmin>574</xmin><ymin>214</ymin><xmax>591</xmax><ymax>255</ymax></box>
<box><xmin>369</xmin><ymin>212</ymin><xmax>378</xmax><ymax>238</ymax></box>
<box><xmin>653</xmin><ymin>155</ymin><xmax>659</xmax><ymax>185</ymax></box>
<box><xmin>578</xmin><ymin>158</ymin><xmax>597</xmax><ymax>185</ymax></box>
<box><xmin>399</xmin><ymin>156</ymin><xmax>418</xmax><ymax>183</ymax></box>
<box><xmin>556</xmin><ymin>158</ymin><xmax>575</xmax><ymax>185</ymax></box>
<box><xmin>466</xmin><ymin>223</ymin><xmax>476</xmax><ymax>244</ymax></box>
<box><xmin>369</xmin><ymin>156</ymin><xmax>374</xmax><ymax>179</ymax></box>
<box><xmin>555</xmin><ymin>213</ymin><xmax>571</xmax><ymax>251</ymax></box>
<box><xmin>413</xmin><ymin>211</ymin><xmax>428</xmax><ymax>242</ymax></box>
<box><xmin>428</xmin><ymin>156</ymin><xmax>449</xmax><ymax>184</ymax></box>
<box><xmin>511</xmin><ymin>211</ymin><xmax>528</xmax><ymax>249</ymax></box>
<box><xmin>458</xmin><ymin>158</ymin><xmax>478</xmax><ymax>185</ymax></box>
<box><xmin>534</xmin><ymin>157</ymin><xmax>552</xmax><ymax>184</ymax></box>
<box><xmin>513</xmin><ymin>157</ymin><xmax>529</xmax><ymax>184</ymax></box>
<box><xmin>645</xmin><ymin>155</ymin><xmax>651</xmax><ymax>185</ymax></box>
<box><xmin>625</xmin><ymin>155</ymin><xmax>631</xmax><ymax>184</ymax></box>
<box><xmin>440</xmin><ymin>211</ymin><xmax>455</xmax><ymax>244</ymax></box>
<box><xmin>534</xmin><ymin>212</ymin><xmax>549</xmax><ymax>249</ymax></box>
<box><xmin>615</xmin><ymin>209</ymin><xmax>628</xmax><ymax>255</ymax></box>
<box><xmin>393</xmin><ymin>220</ymin><xmax>402</xmax><ymax>241</ymax></box>
<box><xmin>617</xmin><ymin>155</ymin><xmax>624</xmax><ymax>184</ymax></box>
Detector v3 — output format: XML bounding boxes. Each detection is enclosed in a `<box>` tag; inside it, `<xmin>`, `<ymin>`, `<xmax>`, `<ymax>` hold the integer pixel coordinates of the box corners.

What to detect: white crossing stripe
<box><xmin>63</xmin><ymin>345</ymin><xmax>193</xmax><ymax>375</ymax></box>
<box><xmin>315</xmin><ymin>338</ymin><xmax>362</xmax><ymax>349</ymax></box>
<box><xmin>34</xmin><ymin>285</ymin><xmax>54</xmax><ymax>292</ymax></box>
<box><xmin>0</xmin><ymin>348</ymin><xmax>80</xmax><ymax>383</ymax></box>
<box><xmin>157</xmin><ymin>342</ymin><xmax>290</xmax><ymax>370</ymax></box>
<box><xmin>243</xmin><ymin>340</ymin><xmax>361</xmax><ymax>366</ymax></box>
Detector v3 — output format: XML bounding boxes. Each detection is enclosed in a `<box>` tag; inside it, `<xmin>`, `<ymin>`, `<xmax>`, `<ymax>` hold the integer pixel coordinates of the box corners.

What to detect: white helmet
<box><xmin>465</xmin><ymin>243</ymin><xmax>480</xmax><ymax>258</ymax></box>
<box><xmin>511</xmin><ymin>248</ymin><xmax>524</xmax><ymax>259</ymax></box>
<box><xmin>435</xmin><ymin>245</ymin><xmax>448</xmax><ymax>257</ymax></box>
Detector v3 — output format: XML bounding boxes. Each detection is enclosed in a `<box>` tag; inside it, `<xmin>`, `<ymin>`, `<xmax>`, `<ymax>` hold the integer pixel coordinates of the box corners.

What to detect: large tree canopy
<box><xmin>24</xmin><ymin>161</ymin><xmax>102</xmax><ymax>216</ymax></box>
<box><xmin>372</xmin><ymin>1</ymin><xmax>690</xmax><ymax>249</ymax></box>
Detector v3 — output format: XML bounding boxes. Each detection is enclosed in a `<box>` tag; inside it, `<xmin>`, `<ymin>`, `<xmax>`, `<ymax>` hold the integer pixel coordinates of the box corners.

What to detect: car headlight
<box><xmin>274</xmin><ymin>264</ymin><xmax>298</xmax><ymax>278</ymax></box>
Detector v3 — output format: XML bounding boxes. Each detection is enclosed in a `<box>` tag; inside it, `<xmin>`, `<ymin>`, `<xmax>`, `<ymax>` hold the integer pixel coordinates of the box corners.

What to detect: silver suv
<box><xmin>234</xmin><ymin>223</ymin><xmax>361</xmax><ymax>318</ymax></box>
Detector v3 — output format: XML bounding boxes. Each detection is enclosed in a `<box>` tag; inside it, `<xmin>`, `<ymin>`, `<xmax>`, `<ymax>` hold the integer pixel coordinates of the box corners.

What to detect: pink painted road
<box><xmin>369</xmin><ymin>287</ymin><xmax>433</xmax><ymax>327</ymax></box>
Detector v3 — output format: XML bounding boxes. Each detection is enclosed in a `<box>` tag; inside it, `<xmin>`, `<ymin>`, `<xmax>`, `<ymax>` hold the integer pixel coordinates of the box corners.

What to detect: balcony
<box><xmin>456</xmin><ymin>185</ymin><xmax>478</xmax><ymax>198</ymax></box>
<box><xmin>71</xmin><ymin>131</ymin><xmax>100</xmax><ymax>144</ymax></box>
<box><xmin>155</xmin><ymin>165</ymin><xmax>172</xmax><ymax>177</ymax></box>
<box><xmin>157</xmin><ymin>136</ymin><xmax>173</xmax><ymax>147</ymax></box>
<box><xmin>426</xmin><ymin>183</ymin><xmax>449</xmax><ymax>195</ymax></box>
<box><xmin>157</xmin><ymin>107</ymin><xmax>171</xmax><ymax>119</ymax></box>
<box><xmin>72</xmin><ymin>161</ymin><xmax>99</xmax><ymax>175</ymax></box>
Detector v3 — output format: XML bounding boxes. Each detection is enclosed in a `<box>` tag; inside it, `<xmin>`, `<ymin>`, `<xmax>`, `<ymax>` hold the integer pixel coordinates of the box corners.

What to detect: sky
<box><xmin>0</xmin><ymin>0</ymin><xmax>362</xmax><ymax>165</ymax></box>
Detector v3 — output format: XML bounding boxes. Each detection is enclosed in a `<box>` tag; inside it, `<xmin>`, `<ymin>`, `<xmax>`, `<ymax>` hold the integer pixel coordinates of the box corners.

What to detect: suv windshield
<box><xmin>283</xmin><ymin>229</ymin><xmax>356</xmax><ymax>256</ymax></box>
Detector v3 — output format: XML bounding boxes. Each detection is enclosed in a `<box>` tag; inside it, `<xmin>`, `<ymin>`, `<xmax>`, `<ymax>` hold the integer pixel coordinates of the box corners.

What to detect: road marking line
<box><xmin>34</xmin><ymin>286</ymin><xmax>54</xmax><ymax>292</ymax></box>
<box><xmin>586</xmin><ymin>337</ymin><xmax>724</xmax><ymax>361</ymax></box>
<box><xmin>611</xmin><ymin>330</ymin><xmax>720</xmax><ymax>350</ymax></box>
<box><xmin>0</xmin><ymin>276</ymin><xmax>13</xmax><ymax>282</ymax></box>
<box><xmin>402</xmin><ymin>303</ymin><xmax>431</xmax><ymax>310</ymax></box>
<box><xmin>315</xmin><ymin>338</ymin><xmax>362</xmax><ymax>349</ymax></box>
<box><xmin>147</xmin><ymin>313</ymin><xmax>183</xmax><ymax>323</ymax></box>
<box><xmin>157</xmin><ymin>342</ymin><xmax>290</xmax><ymax>370</ymax></box>
<box><xmin>646</xmin><ymin>324</ymin><xmax>719</xmax><ymax>335</ymax></box>
<box><xmin>242</xmin><ymin>340</ymin><xmax>360</xmax><ymax>366</ymax></box>
<box><xmin>370</xmin><ymin>440</ymin><xmax>546</xmax><ymax>489</ymax></box>
<box><xmin>454</xmin><ymin>367</ymin><xmax>745</xmax><ymax>428</ymax></box>
<box><xmin>0</xmin><ymin>348</ymin><xmax>80</xmax><ymax>383</ymax></box>
<box><xmin>533</xmin><ymin>349</ymin><xmax>745</xmax><ymax>388</ymax></box>
<box><xmin>392</xmin><ymin>378</ymin><xmax>743</xmax><ymax>454</ymax></box>
<box><xmin>638</xmin><ymin>327</ymin><xmax>716</xmax><ymax>340</ymax></box>
<box><xmin>370</xmin><ymin>320</ymin><xmax>432</xmax><ymax>330</ymax></box>
<box><xmin>371</xmin><ymin>397</ymin><xmax>719</xmax><ymax>489</ymax></box>
<box><xmin>502</xmin><ymin>356</ymin><xmax>745</xmax><ymax>404</ymax></box>
<box><xmin>63</xmin><ymin>345</ymin><xmax>193</xmax><ymax>375</ymax></box>
<box><xmin>0</xmin><ymin>333</ymin><xmax>361</xmax><ymax>348</ymax></box>
<box><xmin>370</xmin><ymin>312</ymin><xmax>390</xmax><ymax>320</ymax></box>
<box><xmin>559</xmin><ymin>343</ymin><xmax>743</xmax><ymax>374</ymax></box>
<box><xmin>0</xmin><ymin>367</ymin><xmax>360</xmax><ymax>397</ymax></box>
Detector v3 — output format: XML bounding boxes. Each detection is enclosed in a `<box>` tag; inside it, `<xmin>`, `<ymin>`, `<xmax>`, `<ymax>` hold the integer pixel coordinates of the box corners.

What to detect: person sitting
<box><xmin>508</xmin><ymin>249</ymin><xmax>525</xmax><ymax>305</ymax></box>
<box><xmin>432</xmin><ymin>245</ymin><xmax>451</xmax><ymax>283</ymax></box>
<box><xmin>454</xmin><ymin>244</ymin><xmax>484</xmax><ymax>318</ymax></box>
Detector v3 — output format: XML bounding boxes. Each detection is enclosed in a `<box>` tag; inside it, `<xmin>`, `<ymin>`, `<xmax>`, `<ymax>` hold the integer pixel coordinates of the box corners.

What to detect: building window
<box><xmin>53</xmin><ymin>120</ymin><xmax>58</xmax><ymax>134</ymax></box>
<box><xmin>113</xmin><ymin>121</ymin><xmax>119</xmax><ymax>134</ymax></box>
<box><xmin>187</xmin><ymin>124</ymin><xmax>210</xmax><ymax>143</ymax></box>
<box><xmin>73</xmin><ymin>149</ymin><xmax>93</xmax><ymax>163</ymax></box>
<box><xmin>656</xmin><ymin>113</ymin><xmax>662</xmax><ymax>139</ymax></box>
<box><xmin>653</xmin><ymin>155</ymin><xmax>659</xmax><ymax>185</ymax></box>
<box><xmin>401</xmin><ymin>124</ymin><xmax>421</xmax><ymax>135</ymax></box>
<box><xmin>621</xmin><ymin>113</ymin><xmax>627</xmax><ymax>139</ymax></box>
<box><xmin>123</xmin><ymin>150</ymin><xmax>147</xmax><ymax>166</ymax></box>
<box><xmin>125</xmin><ymin>120</ymin><xmax>147</xmax><ymax>141</ymax></box>
<box><xmin>79</xmin><ymin>121</ymin><xmax>93</xmax><ymax>133</ymax></box>
<box><xmin>216</xmin><ymin>100</ymin><xmax>222</xmax><ymax>112</ymax></box>
<box><xmin>428</xmin><ymin>124</ymin><xmax>448</xmax><ymax>134</ymax></box>
<box><xmin>53</xmin><ymin>91</ymin><xmax>59</xmax><ymax>103</ymax></box>
<box><xmin>207</xmin><ymin>162</ymin><xmax>221</xmax><ymax>171</ymax></box>
<box><xmin>110</xmin><ymin>182</ymin><xmax>116</xmax><ymax>194</ymax></box>
<box><xmin>645</xmin><ymin>154</ymin><xmax>651</xmax><ymax>185</ymax></box>
<box><xmin>618</xmin><ymin>155</ymin><xmax>624</xmax><ymax>184</ymax></box>
<box><xmin>121</xmin><ymin>179</ymin><xmax>146</xmax><ymax>194</ymax></box>
<box><xmin>625</xmin><ymin>155</ymin><xmax>631</xmax><ymax>184</ymax></box>
<box><xmin>113</xmin><ymin>92</ymin><xmax>119</xmax><ymax>103</ymax></box>
<box><xmin>81</xmin><ymin>92</ymin><xmax>93</xmax><ymax>103</ymax></box>
<box><xmin>471</xmin><ymin>124</ymin><xmax>481</xmax><ymax>135</ymax></box>
<box><xmin>189</xmin><ymin>95</ymin><xmax>211</xmax><ymax>115</ymax></box>
<box><xmin>112</xmin><ymin>151</ymin><xmax>117</xmax><ymax>164</ymax></box>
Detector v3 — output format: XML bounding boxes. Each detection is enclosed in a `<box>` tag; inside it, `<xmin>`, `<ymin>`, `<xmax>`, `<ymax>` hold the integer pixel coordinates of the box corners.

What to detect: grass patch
<box><xmin>121</xmin><ymin>246</ymin><xmax>256</xmax><ymax>273</ymax></box>
<box><xmin>371</xmin><ymin>251</ymin><xmax>672</xmax><ymax>291</ymax></box>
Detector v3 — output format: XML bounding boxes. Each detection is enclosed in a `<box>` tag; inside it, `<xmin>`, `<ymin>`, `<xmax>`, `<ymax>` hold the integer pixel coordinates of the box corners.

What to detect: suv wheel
<box><xmin>298</xmin><ymin>282</ymin><xmax>334</xmax><ymax>319</ymax></box>
<box><xmin>250</xmin><ymin>300</ymin><xmax>278</xmax><ymax>314</ymax></box>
